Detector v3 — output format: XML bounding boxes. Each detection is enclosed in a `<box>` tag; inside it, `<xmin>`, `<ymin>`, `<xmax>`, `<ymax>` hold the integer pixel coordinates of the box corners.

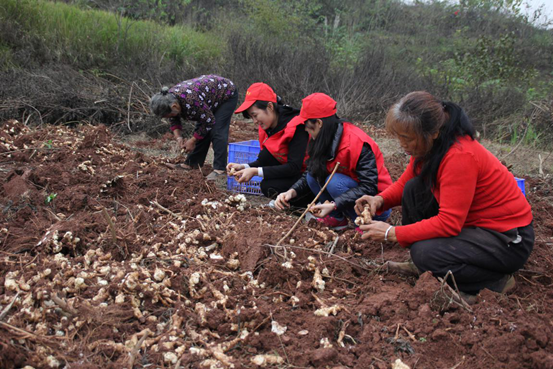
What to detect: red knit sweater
<box><xmin>380</xmin><ymin>136</ymin><xmax>533</xmax><ymax>247</ymax></box>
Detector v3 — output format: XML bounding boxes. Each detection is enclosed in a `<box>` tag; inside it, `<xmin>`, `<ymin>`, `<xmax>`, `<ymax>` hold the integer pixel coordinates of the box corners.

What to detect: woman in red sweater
<box><xmin>356</xmin><ymin>91</ymin><xmax>534</xmax><ymax>298</ymax></box>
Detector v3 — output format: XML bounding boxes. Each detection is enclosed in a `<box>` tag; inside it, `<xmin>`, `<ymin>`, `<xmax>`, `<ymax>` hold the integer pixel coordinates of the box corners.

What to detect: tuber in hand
<box><xmin>354</xmin><ymin>205</ymin><xmax>372</xmax><ymax>226</ymax></box>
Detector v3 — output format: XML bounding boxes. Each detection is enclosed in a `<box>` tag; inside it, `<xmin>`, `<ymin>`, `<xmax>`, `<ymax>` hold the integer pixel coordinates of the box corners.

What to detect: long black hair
<box><xmin>386</xmin><ymin>91</ymin><xmax>475</xmax><ymax>195</ymax></box>
<box><xmin>306</xmin><ymin>115</ymin><xmax>341</xmax><ymax>184</ymax></box>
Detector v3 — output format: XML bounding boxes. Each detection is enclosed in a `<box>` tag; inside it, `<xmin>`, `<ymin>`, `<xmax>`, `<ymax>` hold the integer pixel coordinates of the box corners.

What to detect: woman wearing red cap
<box><xmin>275</xmin><ymin>93</ymin><xmax>393</xmax><ymax>229</ymax></box>
<box><xmin>227</xmin><ymin>83</ymin><xmax>312</xmax><ymax>206</ymax></box>
<box><xmin>355</xmin><ymin>91</ymin><xmax>533</xmax><ymax>299</ymax></box>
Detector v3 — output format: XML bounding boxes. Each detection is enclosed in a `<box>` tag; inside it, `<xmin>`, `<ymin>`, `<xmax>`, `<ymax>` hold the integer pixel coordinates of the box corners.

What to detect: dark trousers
<box><xmin>185</xmin><ymin>91</ymin><xmax>238</xmax><ymax>171</ymax></box>
<box><xmin>403</xmin><ymin>177</ymin><xmax>534</xmax><ymax>294</ymax></box>
<box><xmin>261</xmin><ymin>177</ymin><xmax>314</xmax><ymax>208</ymax></box>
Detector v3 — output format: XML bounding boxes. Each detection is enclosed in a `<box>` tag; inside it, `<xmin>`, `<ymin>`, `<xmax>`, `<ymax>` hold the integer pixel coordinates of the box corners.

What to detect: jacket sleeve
<box><xmin>262</xmin><ymin>125</ymin><xmax>309</xmax><ymax>179</ymax></box>
<box><xmin>169</xmin><ymin>116</ymin><xmax>183</xmax><ymax>132</ymax></box>
<box><xmin>334</xmin><ymin>143</ymin><xmax>378</xmax><ymax>211</ymax></box>
<box><xmin>248</xmin><ymin>148</ymin><xmax>274</xmax><ymax>168</ymax></box>
<box><xmin>379</xmin><ymin>158</ymin><xmax>415</xmax><ymax>210</ymax></box>
<box><xmin>290</xmin><ymin>172</ymin><xmax>310</xmax><ymax>197</ymax></box>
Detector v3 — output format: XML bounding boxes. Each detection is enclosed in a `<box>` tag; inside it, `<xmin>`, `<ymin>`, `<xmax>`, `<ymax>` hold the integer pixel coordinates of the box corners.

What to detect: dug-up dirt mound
<box><xmin>0</xmin><ymin>119</ymin><xmax>552</xmax><ymax>369</ymax></box>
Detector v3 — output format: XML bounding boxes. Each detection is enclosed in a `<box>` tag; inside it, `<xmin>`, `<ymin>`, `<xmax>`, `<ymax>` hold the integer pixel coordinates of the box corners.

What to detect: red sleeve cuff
<box><xmin>394</xmin><ymin>226</ymin><xmax>412</xmax><ymax>248</ymax></box>
<box><xmin>170</xmin><ymin>124</ymin><xmax>182</xmax><ymax>132</ymax></box>
<box><xmin>193</xmin><ymin>132</ymin><xmax>204</xmax><ymax>140</ymax></box>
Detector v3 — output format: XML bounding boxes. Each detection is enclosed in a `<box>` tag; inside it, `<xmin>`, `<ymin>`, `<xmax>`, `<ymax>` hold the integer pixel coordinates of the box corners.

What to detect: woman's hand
<box><xmin>359</xmin><ymin>221</ymin><xmax>396</xmax><ymax>242</ymax></box>
<box><xmin>176</xmin><ymin>136</ymin><xmax>186</xmax><ymax>150</ymax></box>
<box><xmin>226</xmin><ymin>163</ymin><xmax>245</xmax><ymax>175</ymax></box>
<box><xmin>309</xmin><ymin>202</ymin><xmax>335</xmax><ymax>218</ymax></box>
<box><xmin>275</xmin><ymin>189</ymin><xmax>297</xmax><ymax>210</ymax></box>
<box><xmin>184</xmin><ymin>137</ymin><xmax>197</xmax><ymax>153</ymax></box>
<box><xmin>355</xmin><ymin>195</ymin><xmax>384</xmax><ymax>218</ymax></box>
<box><xmin>235</xmin><ymin>168</ymin><xmax>257</xmax><ymax>183</ymax></box>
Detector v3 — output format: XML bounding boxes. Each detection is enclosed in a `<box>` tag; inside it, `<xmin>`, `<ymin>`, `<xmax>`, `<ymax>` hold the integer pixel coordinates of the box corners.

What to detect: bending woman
<box><xmin>275</xmin><ymin>93</ymin><xmax>393</xmax><ymax>229</ymax></box>
<box><xmin>228</xmin><ymin>83</ymin><xmax>312</xmax><ymax>207</ymax></box>
<box><xmin>150</xmin><ymin>74</ymin><xmax>238</xmax><ymax>180</ymax></box>
<box><xmin>356</xmin><ymin>91</ymin><xmax>534</xmax><ymax>297</ymax></box>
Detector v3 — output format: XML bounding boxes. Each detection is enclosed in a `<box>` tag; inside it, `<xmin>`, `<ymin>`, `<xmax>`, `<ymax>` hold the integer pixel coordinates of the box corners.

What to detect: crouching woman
<box><xmin>227</xmin><ymin>83</ymin><xmax>312</xmax><ymax>206</ymax></box>
<box><xmin>356</xmin><ymin>91</ymin><xmax>534</xmax><ymax>298</ymax></box>
<box><xmin>275</xmin><ymin>93</ymin><xmax>393</xmax><ymax>229</ymax></box>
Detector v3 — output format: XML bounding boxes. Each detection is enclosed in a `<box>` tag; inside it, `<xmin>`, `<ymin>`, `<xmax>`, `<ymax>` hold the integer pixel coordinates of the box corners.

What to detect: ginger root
<box><xmin>354</xmin><ymin>205</ymin><xmax>372</xmax><ymax>226</ymax></box>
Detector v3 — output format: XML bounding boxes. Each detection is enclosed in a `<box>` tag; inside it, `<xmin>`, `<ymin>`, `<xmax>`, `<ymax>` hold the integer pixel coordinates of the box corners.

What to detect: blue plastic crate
<box><xmin>228</xmin><ymin>140</ymin><xmax>260</xmax><ymax>164</ymax></box>
<box><xmin>227</xmin><ymin>140</ymin><xmax>263</xmax><ymax>195</ymax></box>
<box><xmin>227</xmin><ymin>176</ymin><xmax>263</xmax><ymax>195</ymax></box>
<box><xmin>515</xmin><ymin>177</ymin><xmax>526</xmax><ymax>196</ymax></box>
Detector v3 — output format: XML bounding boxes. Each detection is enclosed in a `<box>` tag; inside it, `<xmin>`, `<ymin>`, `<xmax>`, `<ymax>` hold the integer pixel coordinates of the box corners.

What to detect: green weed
<box><xmin>45</xmin><ymin>193</ymin><xmax>57</xmax><ymax>204</ymax></box>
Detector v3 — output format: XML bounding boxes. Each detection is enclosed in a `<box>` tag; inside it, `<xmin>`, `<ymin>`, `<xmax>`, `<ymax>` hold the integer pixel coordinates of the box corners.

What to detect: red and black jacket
<box><xmin>327</xmin><ymin>122</ymin><xmax>392</xmax><ymax>193</ymax></box>
<box><xmin>259</xmin><ymin>116</ymin><xmax>308</xmax><ymax>171</ymax></box>
<box><xmin>291</xmin><ymin>122</ymin><xmax>392</xmax><ymax>211</ymax></box>
<box><xmin>247</xmin><ymin>106</ymin><xmax>309</xmax><ymax>179</ymax></box>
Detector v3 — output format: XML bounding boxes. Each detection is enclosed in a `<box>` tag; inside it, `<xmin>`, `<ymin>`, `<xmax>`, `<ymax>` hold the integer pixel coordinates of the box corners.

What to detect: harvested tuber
<box><xmin>354</xmin><ymin>205</ymin><xmax>372</xmax><ymax>226</ymax></box>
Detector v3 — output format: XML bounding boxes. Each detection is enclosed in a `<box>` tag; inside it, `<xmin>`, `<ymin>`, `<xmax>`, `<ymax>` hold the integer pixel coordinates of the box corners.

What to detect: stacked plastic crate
<box><xmin>227</xmin><ymin>140</ymin><xmax>263</xmax><ymax>195</ymax></box>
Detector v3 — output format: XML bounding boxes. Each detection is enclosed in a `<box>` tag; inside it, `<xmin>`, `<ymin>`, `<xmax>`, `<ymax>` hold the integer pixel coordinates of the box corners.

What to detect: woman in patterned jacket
<box><xmin>150</xmin><ymin>75</ymin><xmax>238</xmax><ymax>180</ymax></box>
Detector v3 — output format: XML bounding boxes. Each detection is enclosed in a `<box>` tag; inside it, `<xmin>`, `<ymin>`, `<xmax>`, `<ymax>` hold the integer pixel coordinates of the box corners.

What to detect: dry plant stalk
<box><xmin>276</xmin><ymin>162</ymin><xmax>341</xmax><ymax>249</ymax></box>
<box><xmin>150</xmin><ymin>200</ymin><xmax>182</xmax><ymax>219</ymax></box>
<box><xmin>394</xmin><ymin>323</ymin><xmax>401</xmax><ymax>340</ymax></box>
<box><xmin>402</xmin><ymin>326</ymin><xmax>417</xmax><ymax>341</ymax></box>
<box><xmin>437</xmin><ymin>271</ymin><xmax>473</xmax><ymax>312</ymax></box>
<box><xmin>101</xmin><ymin>207</ymin><xmax>118</xmax><ymax>244</ymax></box>
<box><xmin>127</xmin><ymin>82</ymin><xmax>134</xmax><ymax>133</ymax></box>
<box><xmin>337</xmin><ymin>320</ymin><xmax>350</xmax><ymax>347</ymax></box>
<box><xmin>0</xmin><ymin>292</ymin><xmax>19</xmax><ymax>321</ymax></box>
<box><xmin>449</xmin><ymin>355</ymin><xmax>466</xmax><ymax>369</ymax></box>
<box><xmin>128</xmin><ymin>329</ymin><xmax>151</xmax><ymax>369</ymax></box>
<box><xmin>51</xmin><ymin>294</ymin><xmax>78</xmax><ymax>316</ymax></box>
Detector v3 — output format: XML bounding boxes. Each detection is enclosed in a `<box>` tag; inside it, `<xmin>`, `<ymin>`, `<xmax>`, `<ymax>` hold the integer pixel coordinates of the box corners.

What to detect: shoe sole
<box><xmin>330</xmin><ymin>225</ymin><xmax>348</xmax><ymax>231</ymax></box>
<box><xmin>501</xmin><ymin>275</ymin><xmax>516</xmax><ymax>293</ymax></box>
<box><xmin>384</xmin><ymin>261</ymin><xmax>420</xmax><ymax>276</ymax></box>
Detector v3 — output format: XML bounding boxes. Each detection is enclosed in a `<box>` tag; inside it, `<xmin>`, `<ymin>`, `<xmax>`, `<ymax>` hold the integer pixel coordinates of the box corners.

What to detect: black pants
<box><xmin>261</xmin><ymin>177</ymin><xmax>314</xmax><ymax>208</ymax></box>
<box><xmin>185</xmin><ymin>90</ymin><xmax>238</xmax><ymax>171</ymax></box>
<box><xmin>403</xmin><ymin>177</ymin><xmax>534</xmax><ymax>294</ymax></box>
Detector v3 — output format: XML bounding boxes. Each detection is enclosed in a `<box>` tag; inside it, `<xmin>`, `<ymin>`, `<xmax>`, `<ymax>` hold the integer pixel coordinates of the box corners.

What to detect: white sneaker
<box><xmin>304</xmin><ymin>212</ymin><xmax>317</xmax><ymax>223</ymax></box>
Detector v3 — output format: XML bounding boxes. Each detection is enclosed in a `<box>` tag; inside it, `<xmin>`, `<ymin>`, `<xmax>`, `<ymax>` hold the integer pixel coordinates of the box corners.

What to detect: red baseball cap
<box><xmin>234</xmin><ymin>83</ymin><xmax>277</xmax><ymax>114</ymax></box>
<box><xmin>299</xmin><ymin>93</ymin><xmax>337</xmax><ymax>121</ymax></box>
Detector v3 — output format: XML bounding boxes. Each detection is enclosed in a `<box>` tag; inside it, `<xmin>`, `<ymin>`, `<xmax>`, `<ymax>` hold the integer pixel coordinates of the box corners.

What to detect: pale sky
<box><xmin>523</xmin><ymin>0</ymin><xmax>553</xmax><ymax>24</ymax></box>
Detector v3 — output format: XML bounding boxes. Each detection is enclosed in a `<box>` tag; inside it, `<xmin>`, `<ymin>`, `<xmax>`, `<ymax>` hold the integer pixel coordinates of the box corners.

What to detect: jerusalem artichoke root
<box><xmin>354</xmin><ymin>205</ymin><xmax>372</xmax><ymax>226</ymax></box>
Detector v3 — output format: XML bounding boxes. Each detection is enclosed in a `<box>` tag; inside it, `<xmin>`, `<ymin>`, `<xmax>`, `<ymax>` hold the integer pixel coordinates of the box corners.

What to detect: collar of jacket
<box><xmin>265</xmin><ymin>105</ymin><xmax>299</xmax><ymax>137</ymax></box>
<box><xmin>328</xmin><ymin>121</ymin><xmax>344</xmax><ymax>162</ymax></box>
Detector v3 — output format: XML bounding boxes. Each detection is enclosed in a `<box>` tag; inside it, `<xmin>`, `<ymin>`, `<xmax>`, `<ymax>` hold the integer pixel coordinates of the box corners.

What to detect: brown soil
<box><xmin>0</xmin><ymin>119</ymin><xmax>552</xmax><ymax>369</ymax></box>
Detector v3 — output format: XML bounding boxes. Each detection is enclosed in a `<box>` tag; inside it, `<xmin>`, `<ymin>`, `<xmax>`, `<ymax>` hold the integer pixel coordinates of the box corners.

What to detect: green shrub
<box><xmin>0</xmin><ymin>0</ymin><xmax>223</xmax><ymax>70</ymax></box>
<box><xmin>0</xmin><ymin>43</ymin><xmax>14</xmax><ymax>71</ymax></box>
